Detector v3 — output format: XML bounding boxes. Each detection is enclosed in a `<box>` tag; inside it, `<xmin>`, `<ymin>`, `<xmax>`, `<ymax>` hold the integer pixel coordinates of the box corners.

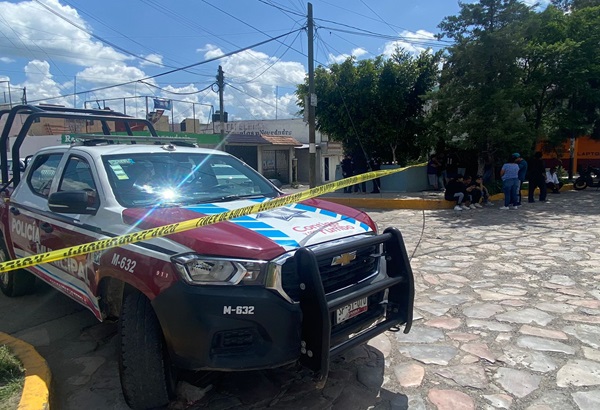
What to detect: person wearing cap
<box><xmin>500</xmin><ymin>154</ymin><xmax>520</xmax><ymax>210</ymax></box>
<box><xmin>512</xmin><ymin>152</ymin><xmax>528</xmax><ymax>206</ymax></box>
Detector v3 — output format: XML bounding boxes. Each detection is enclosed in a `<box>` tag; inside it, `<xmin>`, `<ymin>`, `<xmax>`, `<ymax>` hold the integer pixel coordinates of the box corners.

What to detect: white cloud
<box><xmin>327</xmin><ymin>47</ymin><xmax>369</xmax><ymax>64</ymax></box>
<box><xmin>0</xmin><ymin>0</ymin><xmax>129</xmax><ymax>66</ymax></box>
<box><xmin>198</xmin><ymin>44</ymin><xmax>223</xmax><ymax>60</ymax></box>
<box><xmin>198</xmin><ymin>48</ymin><xmax>306</xmax><ymax>119</ymax></box>
<box><xmin>383</xmin><ymin>30</ymin><xmax>436</xmax><ymax>56</ymax></box>
<box><xmin>520</xmin><ymin>0</ymin><xmax>551</xmax><ymax>8</ymax></box>
<box><xmin>2</xmin><ymin>2</ymin><xmax>307</xmax><ymax>121</ymax></box>
<box><xmin>19</xmin><ymin>60</ymin><xmax>71</xmax><ymax>106</ymax></box>
<box><xmin>140</xmin><ymin>53</ymin><xmax>164</xmax><ymax>67</ymax></box>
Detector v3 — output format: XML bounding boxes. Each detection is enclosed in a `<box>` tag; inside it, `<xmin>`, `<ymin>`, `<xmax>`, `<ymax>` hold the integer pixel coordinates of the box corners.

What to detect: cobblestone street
<box><xmin>3</xmin><ymin>189</ymin><xmax>600</xmax><ymax>409</ymax></box>
<box><xmin>186</xmin><ymin>189</ymin><xmax>600</xmax><ymax>409</ymax></box>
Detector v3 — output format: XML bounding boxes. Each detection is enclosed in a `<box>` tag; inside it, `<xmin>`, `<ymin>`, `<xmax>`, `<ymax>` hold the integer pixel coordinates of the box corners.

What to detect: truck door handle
<box><xmin>9</xmin><ymin>207</ymin><xmax>19</xmax><ymax>216</ymax></box>
<box><xmin>40</xmin><ymin>222</ymin><xmax>53</xmax><ymax>233</ymax></box>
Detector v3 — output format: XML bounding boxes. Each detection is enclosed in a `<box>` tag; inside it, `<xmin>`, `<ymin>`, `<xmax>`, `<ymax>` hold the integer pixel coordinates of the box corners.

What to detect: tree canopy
<box><xmin>296</xmin><ymin>49</ymin><xmax>441</xmax><ymax>165</ymax></box>
<box><xmin>296</xmin><ymin>0</ymin><xmax>600</xmax><ymax>175</ymax></box>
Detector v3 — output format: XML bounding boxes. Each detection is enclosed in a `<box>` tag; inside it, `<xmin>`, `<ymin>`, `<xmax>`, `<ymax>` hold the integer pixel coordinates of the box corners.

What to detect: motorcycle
<box><xmin>574</xmin><ymin>165</ymin><xmax>600</xmax><ymax>190</ymax></box>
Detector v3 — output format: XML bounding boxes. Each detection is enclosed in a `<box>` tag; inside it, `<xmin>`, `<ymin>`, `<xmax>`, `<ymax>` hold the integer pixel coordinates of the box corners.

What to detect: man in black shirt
<box><xmin>528</xmin><ymin>151</ymin><xmax>547</xmax><ymax>202</ymax></box>
<box><xmin>341</xmin><ymin>154</ymin><xmax>354</xmax><ymax>193</ymax></box>
<box><xmin>445</xmin><ymin>174</ymin><xmax>471</xmax><ymax>211</ymax></box>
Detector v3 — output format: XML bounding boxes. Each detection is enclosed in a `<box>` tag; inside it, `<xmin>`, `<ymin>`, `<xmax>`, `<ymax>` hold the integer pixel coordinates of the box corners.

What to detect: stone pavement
<box><xmin>180</xmin><ymin>189</ymin><xmax>600</xmax><ymax>410</ymax></box>
<box><xmin>3</xmin><ymin>188</ymin><xmax>600</xmax><ymax>410</ymax></box>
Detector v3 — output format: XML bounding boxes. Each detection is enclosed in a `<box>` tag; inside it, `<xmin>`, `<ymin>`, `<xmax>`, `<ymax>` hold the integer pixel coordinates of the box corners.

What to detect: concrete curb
<box><xmin>0</xmin><ymin>332</ymin><xmax>51</xmax><ymax>410</ymax></box>
<box><xmin>322</xmin><ymin>185</ymin><xmax>572</xmax><ymax>210</ymax></box>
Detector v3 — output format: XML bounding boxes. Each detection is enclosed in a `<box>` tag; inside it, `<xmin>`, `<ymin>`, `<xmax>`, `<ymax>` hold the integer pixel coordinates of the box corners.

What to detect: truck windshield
<box><xmin>102</xmin><ymin>152</ymin><xmax>279</xmax><ymax>207</ymax></box>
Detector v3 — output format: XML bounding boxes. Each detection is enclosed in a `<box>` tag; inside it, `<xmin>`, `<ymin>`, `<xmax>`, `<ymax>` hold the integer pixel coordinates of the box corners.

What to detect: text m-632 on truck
<box><xmin>0</xmin><ymin>105</ymin><xmax>414</xmax><ymax>410</ymax></box>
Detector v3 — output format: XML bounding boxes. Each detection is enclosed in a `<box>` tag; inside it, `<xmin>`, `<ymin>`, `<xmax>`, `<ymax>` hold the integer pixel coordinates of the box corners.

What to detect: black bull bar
<box><xmin>296</xmin><ymin>227</ymin><xmax>414</xmax><ymax>380</ymax></box>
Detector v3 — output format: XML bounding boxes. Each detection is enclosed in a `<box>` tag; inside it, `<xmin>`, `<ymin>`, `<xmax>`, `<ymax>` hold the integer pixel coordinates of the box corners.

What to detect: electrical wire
<box><xmin>229</xmin><ymin>29</ymin><xmax>303</xmax><ymax>85</ymax></box>
<box><xmin>26</xmin><ymin>28</ymin><xmax>304</xmax><ymax>104</ymax></box>
<box><xmin>138</xmin><ymin>80</ymin><xmax>214</xmax><ymax>95</ymax></box>
<box><xmin>30</xmin><ymin>0</ymin><xmax>174</xmax><ymax>68</ymax></box>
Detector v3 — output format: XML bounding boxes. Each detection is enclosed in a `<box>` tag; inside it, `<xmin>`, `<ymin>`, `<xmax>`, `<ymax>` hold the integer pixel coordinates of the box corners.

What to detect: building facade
<box><xmin>207</xmin><ymin>118</ymin><xmax>343</xmax><ymax>184</ymax></box>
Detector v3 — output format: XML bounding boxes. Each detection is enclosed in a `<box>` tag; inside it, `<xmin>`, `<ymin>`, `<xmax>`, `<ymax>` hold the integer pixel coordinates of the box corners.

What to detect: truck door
<box><xmin>9</xmin><ymin>153</ymin><xmax>63</xmax><ymax>259</ymax></box>
<box><xmin>40</xmin><ymin>154</ymin><xmax>101</xmax><ymax>314</ymax></box>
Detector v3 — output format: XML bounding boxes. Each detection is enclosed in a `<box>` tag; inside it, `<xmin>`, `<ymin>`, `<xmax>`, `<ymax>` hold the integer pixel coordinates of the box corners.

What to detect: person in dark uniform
<box><xmin>353</xmin><ymin>152</ymin><xmax>368</xmax><ymax>193</ymax></box>
<box><xmin>528</xmin><ymin>151</ymin><xmax>547</xmax><ymax>203</ymax></box>
<box><xmin>369</xmin><ymin>155</ymin><xmax>382</xmax><ymax>193</ymax></box>
<box><xmin>341</xmin><ymin>154</ymin><xmax>354</xmax><ymax>193</ymax></box>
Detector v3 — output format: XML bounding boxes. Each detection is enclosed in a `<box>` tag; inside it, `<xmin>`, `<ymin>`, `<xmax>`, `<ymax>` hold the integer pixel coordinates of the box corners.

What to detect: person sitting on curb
<box><xmin>445</xmin><ymin>174</ymin><xmax>472</xmax><ymax>211</ymax></box>
<box><xmin>546</xmin><ymin>166</ymin><xmax>564</xmax><ymax>194</ymax></box>
<box><xmin>463</xmin><ymin>175</ymin><xmax>483</xmax><ymax>208</ymax></box>
<box><xmin>474</xmin><ymin>175</ymin><xmax>493</xmax><ymax>205</ymax></box>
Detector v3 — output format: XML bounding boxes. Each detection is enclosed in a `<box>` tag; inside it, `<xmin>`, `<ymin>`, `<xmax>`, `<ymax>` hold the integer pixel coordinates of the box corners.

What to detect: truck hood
<box><xmin>121</xmin><ymin>197</ymin><xmax>375</xmax><ymax>260</ymax></box>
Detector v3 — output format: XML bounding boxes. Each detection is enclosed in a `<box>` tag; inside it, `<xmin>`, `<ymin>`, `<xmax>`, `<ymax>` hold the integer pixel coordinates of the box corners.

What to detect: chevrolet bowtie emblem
<box><xmin>331</xmin><ymin>251</ymin><xmax>357</xmax><ymax>266</ymax></box>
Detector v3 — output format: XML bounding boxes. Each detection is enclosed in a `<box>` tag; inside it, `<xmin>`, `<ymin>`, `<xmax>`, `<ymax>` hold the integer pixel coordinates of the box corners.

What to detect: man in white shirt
<box><xmin>546</xmin><ymin>167</ymin><xmax>563</xmax><ymax>193</ymax></box>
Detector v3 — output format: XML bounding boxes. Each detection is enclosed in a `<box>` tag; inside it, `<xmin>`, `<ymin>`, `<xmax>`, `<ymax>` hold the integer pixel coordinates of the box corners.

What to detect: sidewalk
<box><xmin>283</xmin><ymin>183</ymin><xmax>573</xmax><ymax>210</ymax></box>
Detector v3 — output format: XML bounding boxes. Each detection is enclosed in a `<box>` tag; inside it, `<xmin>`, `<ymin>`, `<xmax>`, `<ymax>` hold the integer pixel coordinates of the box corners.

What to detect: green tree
<box><xmin>551</xmin><ymin>0</ymin><xmax>600</xmax><ymax>11</ymax></box>
<box><xmin>296</xmin><ymin>50</ymin><xmax>440</xmax><ymax>165</ymax></box>
<box><xmin>547</xmin><ymin>5</ymin><xmax>600</xmax><ymax>176</ymax></box>
<box><xmin>432</xmin><ymin>0</ymin><xmax>534</xmax><ymax>176</ymax></box>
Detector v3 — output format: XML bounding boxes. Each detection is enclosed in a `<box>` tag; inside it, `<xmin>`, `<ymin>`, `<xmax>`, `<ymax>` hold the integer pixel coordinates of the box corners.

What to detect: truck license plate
<box><xmin>336</xmin><ymin>297</ymin><xmax>368</xmax><ymax>324</ymax></box>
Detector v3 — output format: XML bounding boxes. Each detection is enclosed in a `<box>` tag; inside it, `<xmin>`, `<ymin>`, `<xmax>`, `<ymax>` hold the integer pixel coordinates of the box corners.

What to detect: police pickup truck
<box><xmin>0</xmin><ymin>105</ymin><xmax>414</xmax><ymax>410</ymax></box>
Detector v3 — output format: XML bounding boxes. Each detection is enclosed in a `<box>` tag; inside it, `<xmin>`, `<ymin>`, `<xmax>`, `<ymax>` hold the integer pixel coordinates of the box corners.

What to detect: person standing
<box><xmin>427</xmin><ymin>154</ymin><xmax>443</xmax><ymax>190</ymax></box>
<box><xmin>352</xmin><ymin>152</ymin><xmax>368</xmax><ymax>193</ymax></box>
<box><xmin>369</xmin><ymin>155</ymin><xmax>382</xmax><ymax>193</ymax></box>
<box><xmin>527</xmin><ymin>151</ymin><xmax>547</xmax><ymax>203</ymax></box>
<box><xmin>513</xmin><ymin>153</ymin><xmax>528</xmax><ymax>206</ymax></box>
<box><xmin>341</xmin><ymin>154</ymin><xmax>354</xmax><ymax>193</ymax></box>
<box><xmin>500</xmin><ymin>155</ymin><xmax>520</xmax><ymax>210</ymax></box>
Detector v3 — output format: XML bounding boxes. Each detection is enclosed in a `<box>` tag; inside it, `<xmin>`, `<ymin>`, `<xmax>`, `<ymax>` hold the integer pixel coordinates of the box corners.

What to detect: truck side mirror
<box><xmin>48</xmin><ymin>190</ymin><xmax>98</xmax><ymax>215</ymax></box>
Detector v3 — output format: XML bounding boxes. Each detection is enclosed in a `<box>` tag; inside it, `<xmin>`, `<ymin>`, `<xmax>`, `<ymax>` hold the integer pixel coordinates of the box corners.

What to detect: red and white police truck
<box><xmin>0</xmin><ymin>105</ymin><xmax>414</xmax><ymax>409</ymax></box>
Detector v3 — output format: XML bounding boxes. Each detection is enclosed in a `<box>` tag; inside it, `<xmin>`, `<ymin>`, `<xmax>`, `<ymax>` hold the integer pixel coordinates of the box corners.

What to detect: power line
<box><xmin>26</xmin><ymin>28</ymin><xmax>304</xmax><ymax>104</ymax></box>
<box><xmin>138</xmin><ymin>80</ymin><xmax>214</xmax><ymax>95</ymax></box>
<box><xmin>31</xmin><ymin>0</ymin><xmax>177</xmax><ymax>68</ymax></box>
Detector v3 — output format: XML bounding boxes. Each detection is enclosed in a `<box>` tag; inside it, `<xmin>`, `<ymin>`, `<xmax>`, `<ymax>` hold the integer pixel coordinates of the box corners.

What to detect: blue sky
<box><xmin>0</xmin><ymin>0</ymin><xmax>549</xmax><ymax>124</ymax></box>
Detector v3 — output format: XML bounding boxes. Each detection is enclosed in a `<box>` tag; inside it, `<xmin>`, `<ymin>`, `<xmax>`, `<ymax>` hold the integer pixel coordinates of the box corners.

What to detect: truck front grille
<box><xmin>281</xmin><ymin>244</ymin><xmax>379</xmax><ymax>301</ymax></box>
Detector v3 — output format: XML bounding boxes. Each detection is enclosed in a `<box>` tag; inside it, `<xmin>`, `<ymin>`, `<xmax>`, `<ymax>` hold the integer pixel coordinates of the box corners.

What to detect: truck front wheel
<box><xmin>0</xmin><ymin>240</ymin><xmax>36</xmax><ymax>297</ymax></box>
<box><xmin>119</xmin><ymin>290</ymin><xmax>177</xmax><ymax>409</ymax></box>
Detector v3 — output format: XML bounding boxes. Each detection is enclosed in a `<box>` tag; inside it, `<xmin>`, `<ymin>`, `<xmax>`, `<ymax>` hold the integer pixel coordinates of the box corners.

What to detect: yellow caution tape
<box><xmin>0</xmin><ymin>166</ymin><xmax>409</xmax><ymax>274</ymax></box>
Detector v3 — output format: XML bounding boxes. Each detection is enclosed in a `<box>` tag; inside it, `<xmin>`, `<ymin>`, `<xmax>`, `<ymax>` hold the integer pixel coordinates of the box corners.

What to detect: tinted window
<box><xmin>27</xmin><ymin>153</ymin><xmax>63</xmax><ymax>197</ymax></box>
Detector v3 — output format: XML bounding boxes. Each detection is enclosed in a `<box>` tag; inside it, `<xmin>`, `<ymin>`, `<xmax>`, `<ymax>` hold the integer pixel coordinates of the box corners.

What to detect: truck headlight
<box><xmin>173</xmin><ymin>255</ymin><xmax>266</xmax><ymax>285</ymax></box>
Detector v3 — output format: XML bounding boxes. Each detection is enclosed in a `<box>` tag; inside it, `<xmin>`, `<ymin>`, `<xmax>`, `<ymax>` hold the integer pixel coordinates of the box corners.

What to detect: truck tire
<box><xmin>119</xmin><ymin>290</ymin><xmax>177</xmax><ymax>410</ymax></box>
<box><xmin>0</xmin><ymin>240</ymin><xmax>36</xmax><ymax>297</ymax></box>
<box><xmin>574</xmin><ymin>177</ymin><xmax>588</xmax><ymax>190</ymax></box>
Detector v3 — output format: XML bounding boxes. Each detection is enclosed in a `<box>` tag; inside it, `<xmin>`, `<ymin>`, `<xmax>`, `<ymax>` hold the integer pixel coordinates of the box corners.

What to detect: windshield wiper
<box><xmin>211</xmin><ymin>194</ymin><xmax>267</xmax><ymax>203</ymax></box>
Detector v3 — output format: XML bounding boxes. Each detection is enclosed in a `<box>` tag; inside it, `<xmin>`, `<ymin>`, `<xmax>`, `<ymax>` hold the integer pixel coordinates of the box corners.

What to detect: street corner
<box><xmin>0</xmin><ymin>332</ymin><xmax>51</xmax><ymax>410</ymax></box>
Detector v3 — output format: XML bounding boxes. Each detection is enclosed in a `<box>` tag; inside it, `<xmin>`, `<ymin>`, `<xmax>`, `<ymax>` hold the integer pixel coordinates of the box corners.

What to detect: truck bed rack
<box><xmin>0</xmin><ymin>104</ymin><xmax>158</xmax><ymax>185</ymax></box>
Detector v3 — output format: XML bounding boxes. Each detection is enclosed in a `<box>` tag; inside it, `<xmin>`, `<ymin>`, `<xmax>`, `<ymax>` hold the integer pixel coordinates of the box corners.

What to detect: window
<box><xmin>59</xmin><ymin>156</ymin><xmax>96</xmax><ymax>191</ymax></box>
<box><xmin>59</xmin><ymin>156</ymin><xmax>99</xmax><ymax>209</ymax></box>
<box><xmin>27</xmin><ymin>153</ymin><xmax>63</xmax><ymax>197</ymax></box>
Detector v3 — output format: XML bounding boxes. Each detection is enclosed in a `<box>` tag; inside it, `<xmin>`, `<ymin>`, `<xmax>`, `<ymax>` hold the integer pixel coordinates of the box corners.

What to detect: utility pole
<box><xmin>217</xmin><ymin>65</ymin><xmax>225</xmax><ymax>145</ymax></box>
<box><xmin>73</xmin><ymin>76</ymin><xmax>76</xmax><ymax>108</ymax></box>
<box><xmin>308</xmin><ymin>2</ymin><xmax>317</xmax><ymax>188</ymax></box>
